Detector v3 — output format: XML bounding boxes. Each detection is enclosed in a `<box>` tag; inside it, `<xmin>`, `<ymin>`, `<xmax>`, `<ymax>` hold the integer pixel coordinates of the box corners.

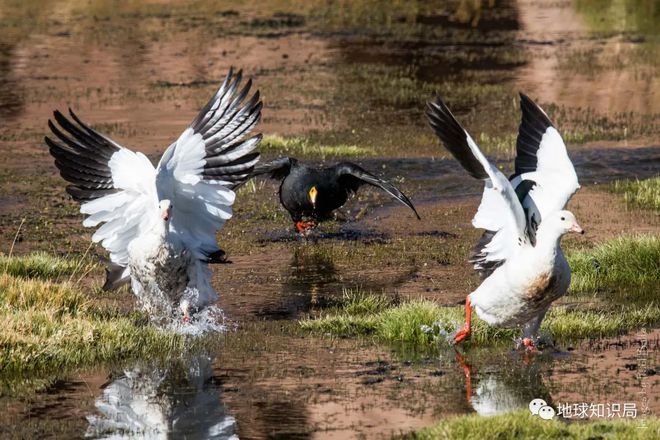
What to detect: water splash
<box><xmin>134</xmin><ymin>281</ymin><xmax>228</xmax><ymax>336</ymax></box>
<box><xmin>421</xmin><ymin>319</ymin><xmax>463</xmax><ymax>345</ymax></box>
<box><xmin>161</xmin><ymin>305</ymin><xmax>230</xmax><ymax>336</ymax></box>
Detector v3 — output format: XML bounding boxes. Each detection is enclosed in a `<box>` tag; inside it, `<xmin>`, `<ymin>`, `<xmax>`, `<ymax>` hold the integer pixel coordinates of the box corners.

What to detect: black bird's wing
<box><xmin>334</xmin><ymin>162</ymin><xmax>421</xmax><ymax>219</ymax></box>
<box><xmin>248</xmin><ymin>157</ymin><xmax>295</xmax><ymax>181</ymax></box>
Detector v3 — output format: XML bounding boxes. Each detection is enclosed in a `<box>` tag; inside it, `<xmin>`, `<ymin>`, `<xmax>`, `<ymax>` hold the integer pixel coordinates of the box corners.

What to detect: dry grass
<box><xmin>0</xmin><ymin>255</ymin><xmax>185</xmax><ymax>394</ymax></box>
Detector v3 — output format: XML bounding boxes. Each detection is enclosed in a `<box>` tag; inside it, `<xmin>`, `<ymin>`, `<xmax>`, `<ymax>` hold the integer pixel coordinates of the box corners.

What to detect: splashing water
<box><xmin>421</xmin><ymin>319</ymin><xmax>463</xmax><ymax>345</ymax></box>
<box><xmin>164</xmin><ymin>305</ymin><xmax>229</xmax><ymax>336</ymax></box>
<box><xmin>134</xmin><ymin>282</ymin><xmax>229</xmax><ymax>336</ymax></box>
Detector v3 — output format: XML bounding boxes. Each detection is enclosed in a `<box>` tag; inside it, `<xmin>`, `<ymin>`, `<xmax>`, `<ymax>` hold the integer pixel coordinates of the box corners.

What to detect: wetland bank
<box><xmin>0</xmin><ymin>0</ymin><xmax>658</xmax><ymax>438</ymax></box>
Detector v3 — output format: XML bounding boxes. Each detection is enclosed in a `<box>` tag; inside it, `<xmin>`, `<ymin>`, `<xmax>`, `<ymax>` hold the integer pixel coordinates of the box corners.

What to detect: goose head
<box><xmin>159</xmin><ymin>199</ymin><xmax>173</xmax><ymax>223</ymax></box>
<box><xmin>543</xmin><ymin>210</ymin><xmax>584</xmax><ymax>238</ymax></box>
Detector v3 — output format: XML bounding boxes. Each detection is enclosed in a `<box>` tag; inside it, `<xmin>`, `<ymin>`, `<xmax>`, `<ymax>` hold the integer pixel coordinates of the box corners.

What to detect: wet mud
<box><xmin>0</xmin><ymin>0</ymin><xmax>658</xmax><ymax>438</ymax></box>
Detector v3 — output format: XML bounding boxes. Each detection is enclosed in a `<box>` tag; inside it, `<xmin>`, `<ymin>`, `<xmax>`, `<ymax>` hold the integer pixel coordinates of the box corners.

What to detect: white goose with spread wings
<box><xmin>426</xmin><ymin>94</ymin><xmax>583</xmax><ymax>349</ymax></box>
<box><xmin>45</xmin><ymin>68</ymin><xmax>262</xmax><ymax>322</ymax></box>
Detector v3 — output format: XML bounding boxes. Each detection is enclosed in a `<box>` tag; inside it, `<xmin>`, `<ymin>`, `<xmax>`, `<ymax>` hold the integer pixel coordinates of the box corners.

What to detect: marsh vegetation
<box><xmin>0</xmin><ymin>0</ymin><xmax>658</xmax><ymax>438</ymax></box>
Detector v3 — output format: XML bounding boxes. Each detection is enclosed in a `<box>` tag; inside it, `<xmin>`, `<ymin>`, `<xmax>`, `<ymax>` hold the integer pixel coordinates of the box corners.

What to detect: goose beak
<box><xmin>569</xmin><ymin>222</ymin><xmax>584</xmax><ymax>234</ymax></box>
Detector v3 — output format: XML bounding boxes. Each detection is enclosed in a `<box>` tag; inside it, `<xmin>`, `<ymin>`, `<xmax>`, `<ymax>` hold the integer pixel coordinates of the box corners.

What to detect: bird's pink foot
<box><xmin>522</xmin><ymin>337</ymin><xmax>537</xmax><ymax>351</ymax></box>
<box><xmin>295</xmin><ymin>220</ymin><xmax>317</xmax><ymax>234</ymax></box>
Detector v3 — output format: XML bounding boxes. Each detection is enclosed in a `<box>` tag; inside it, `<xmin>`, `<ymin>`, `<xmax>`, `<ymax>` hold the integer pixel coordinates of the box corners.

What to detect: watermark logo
<box><xmin>538</xmin><ymin>406</ymin><xmax>556</xmax><ymax>420</ymax></box>
<box><xmin>557</xmin><ymin>402</ymin><xmax>637</xmax><ymax>419</ymax></box>
<box><xmin>530</xmin><ymin>399</ymin><xmax>639</xmax><ymax>421</ymax></box>
<box><xmin>529</xmin><ymin>398</ymin><xmax>555</xmax><ymax>420</ymax></box>
<box><xmin>528</xmin><ymin>398</ymin><xmax>547</xmax><ymax>416</ymax></box>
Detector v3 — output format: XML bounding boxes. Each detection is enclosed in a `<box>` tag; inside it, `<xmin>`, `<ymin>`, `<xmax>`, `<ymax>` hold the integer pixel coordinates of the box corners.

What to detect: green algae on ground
<box><xmin>300</xmin><ymin>293</ymin><xmax>660</xmax><ymax>346</ymax></box>
<box><xmin>608</xmin><ymin>177</ymin><xmax>660</xmax><ymax>212</ymax></box>
<box><xmin>401</xmin><ymin>409</ymin><xmax>660</xmax><ymax>440</ymax></box>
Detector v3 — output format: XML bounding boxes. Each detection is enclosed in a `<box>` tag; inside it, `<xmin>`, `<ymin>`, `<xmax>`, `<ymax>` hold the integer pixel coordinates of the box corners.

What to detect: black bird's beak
<box><xmin>309</xmin><ymin>186</ymin><xmax>318</xmax><ymax>209</ymax></box>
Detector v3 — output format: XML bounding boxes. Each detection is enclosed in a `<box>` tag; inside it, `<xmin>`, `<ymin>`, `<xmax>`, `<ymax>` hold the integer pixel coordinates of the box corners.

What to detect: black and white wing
<box><xmin>45</xmin><ymin>110</ymin><xmax>159</xmax><ymax>289</ymax></box>
<box><xmin>248</xmin><ymin>156</ymin><xmax>296</xmax><ymax>181</ymax></box>
<box><xmin>334</xmin><ymin>162</ymin><xmax>421</xmax><ymax>219</ymax></box>
<box><xmin>426</xmin><ymin>98</ymin><xmax>528</xmax><ymax>276</ymax></box>
<box><xmin>155</xmin><ymin>68</ymin><xmax>262</xmax><ymax>262</ymax></box>
<box><xmin>510</xmin><ymin>93</ymin><xmax>580</xmax><ymax>235</ymax></box>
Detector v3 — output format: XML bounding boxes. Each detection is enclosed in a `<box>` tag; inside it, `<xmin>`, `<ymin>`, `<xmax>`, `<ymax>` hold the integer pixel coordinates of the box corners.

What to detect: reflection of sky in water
<box><xmin>86</xmin><ymin>356</ymin><xmax>238</xmax><ymax>440</ymax></box>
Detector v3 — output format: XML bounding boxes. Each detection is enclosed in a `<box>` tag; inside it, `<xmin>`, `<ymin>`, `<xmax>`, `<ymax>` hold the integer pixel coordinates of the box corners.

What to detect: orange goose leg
<box><xmin>454</xmin><ymin>296</ymin><xmax>472</xmax><ymax>344</ymax></box>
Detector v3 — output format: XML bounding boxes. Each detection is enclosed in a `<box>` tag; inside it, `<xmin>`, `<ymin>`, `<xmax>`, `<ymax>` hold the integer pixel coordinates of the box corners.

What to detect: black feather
<box><xmin>335</xmin><ymin>162</ymin><xmax>421</xmax><ymax>220</ymax></box>
<box><xmin>469</xmin><ymin>230</ymin><xmax>505</xmax><ymax>279</ymax></box>
<box><xmin>249</xmin><ymin>157</ymin><xmax>295</xmax><ymax>181</ymax></box>
<box><xmin>425</xmin><ymin>98</ymin><xmax>489</xmax><ymax>180</ymax></box>
<box><xmin>514</xmin><ymin>93</ymin><xmax>554</xmax><ymax>176</ymax></box>
<box><xmin>46</xmin><ymin>109</ymin><xmax>123</xmax><ymax>203</ymax></box>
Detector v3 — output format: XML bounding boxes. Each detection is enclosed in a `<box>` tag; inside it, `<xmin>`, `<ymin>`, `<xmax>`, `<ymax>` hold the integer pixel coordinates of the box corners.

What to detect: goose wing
<box><xmin>426</xmin><ymin>98</ymin><xmax>528</xmax><ymax>276</ymax></box>
<box><xmin>155</xmin><ymin>68</ymin><xmax>262</xmax><ymax>263</ymax></box>
<box><xmin>510</xmin><ymin>93</ymin><xmax>580</xmax><ymax>235</ymax></box>
<box><xmin>247</xmin><ymin>156</ymin><xmax>295</xmax><ymax>181</ymax></box>
<box><xmin>45</xmin><ymin>110</ymin><xmax>159</xmax><ymax>289</ymax></box>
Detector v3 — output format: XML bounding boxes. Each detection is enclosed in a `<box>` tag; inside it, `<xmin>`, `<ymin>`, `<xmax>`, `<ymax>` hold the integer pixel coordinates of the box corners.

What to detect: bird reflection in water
<box><xmin>455</xmin><ymin>350</ymin><xmax>552</xmax><ymax>417</ymax></box>
<box><xmin>86</xmin><ymin>355</ymin><xmax>237</xmax><ymax>439</ymax></box>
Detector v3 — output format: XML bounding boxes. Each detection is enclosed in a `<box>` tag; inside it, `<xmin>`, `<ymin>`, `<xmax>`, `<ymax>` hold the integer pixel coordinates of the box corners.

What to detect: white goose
<box><xmin>426</xmin><ymin>94</ymin><xmax>583</xmax><ymax>349</ymax></box>
<box><xmin>45</xmin><ymin>68</ymin><xmax>261</xmax><ymax>323</ymax></box>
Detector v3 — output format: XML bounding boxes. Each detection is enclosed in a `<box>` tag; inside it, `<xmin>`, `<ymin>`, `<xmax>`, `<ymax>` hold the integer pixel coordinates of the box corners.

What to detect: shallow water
<box><xmin>0</xmin><ymin>0</ymin><xmax>658</xmax><ymax>438</ymax></box>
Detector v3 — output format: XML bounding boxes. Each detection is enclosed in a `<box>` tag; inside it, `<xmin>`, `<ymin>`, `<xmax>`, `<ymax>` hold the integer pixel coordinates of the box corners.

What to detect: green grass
<box><xmin>0</xmin><ymin>257</ymin><xmax>185</xmax><ymax>394</ymax></box>
<box><xmin>609</xmin><ymin>177</ymin><xmax>660</xmax><ymax>211</ymax></box>
<box><xmin>568</xmin><ymin>235</ymin><xmax>660</xmax><ymax>300</ymax></box>
<box><xmin>0</xmin><ymin>252</ymin><xmax>96</xmax><ymax>281</ymax></box>
<box><xmin>477</xmin><ymin>132</ymin><xmax>516</xmax><ymax>158</ymax></box>
<box><xmin>300</xmin><ymin>293</ymin><xmax>660</xmax><ymax>346</ymax></box>
<box><xmin>402</xmin><ymin>410</ymin><xmax>659</xmax><ymax>440</ymax></box>
<box><xmin>261</xmin><ymin>135</ymin><xmax>374</xmax><ymax>159</ymax></box>
<box><xmin>301</xmin><ymin>235</ymin><xmax>660</xmax><ymax>346</ymax></box>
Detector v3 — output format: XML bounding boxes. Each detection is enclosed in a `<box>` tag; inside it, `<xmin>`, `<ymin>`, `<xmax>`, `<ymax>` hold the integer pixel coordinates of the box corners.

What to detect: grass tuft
<box><xmin>261</xmin><ymin>134</ymin><xmax>374</xmax><ymax>159</ymax></box>
<box><xmin>0</xmin><ymin>252</ymin><xmax>95</xmax><ymax>281</ymax></box>
<box><xmin>302</xmin><ymin>294</ymin><xmax>659</xmax><ymax>346</ymax></box>
<box><xmin>567</xmin><ymin>234</ymin><xmax>660</xmax><ymax>300</ymax></box>
<box><xmin>301</xmin><ymin>235</ymin><xmax>660</xmax><ymax>346</ymax></box>
<box><xmin>402</xmin><ymin>409</ymin><xmax>660</xmax><ymax>439</ymax></box>
<box><xmin>0</xmin><ymin>256</ymin><xmax>185</xmax><ymax>394</ymax></box>
<box><xmin>609</xmin><ymin>177</ymin><xmax>660</xmax><ymax>211</ymax></box>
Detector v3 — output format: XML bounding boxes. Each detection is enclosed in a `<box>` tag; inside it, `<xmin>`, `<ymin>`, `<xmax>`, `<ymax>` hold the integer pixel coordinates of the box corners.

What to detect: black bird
<box><xmin>248</xmin><ymin>157</ymin><xmax>420</xmax><ymax>233</ymax></box>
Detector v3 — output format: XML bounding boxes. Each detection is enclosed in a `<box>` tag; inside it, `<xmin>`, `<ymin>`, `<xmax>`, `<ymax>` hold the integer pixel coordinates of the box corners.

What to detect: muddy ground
<box><xmin>0</xmin><ymin>0</ymin><xmax>658</xmax><ymax>438</ymax></box>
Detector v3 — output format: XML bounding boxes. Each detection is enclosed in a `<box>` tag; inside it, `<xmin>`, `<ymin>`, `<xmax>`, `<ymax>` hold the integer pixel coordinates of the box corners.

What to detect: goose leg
<box><xmin>454</xmin><ymin>296</ymin><xmax>472</xmax><ymax>344</ymax></box>
<box><xmin>520</xmin><ymin>307</ymin><xmax>549</xmax><ymax>351</ymax></box>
